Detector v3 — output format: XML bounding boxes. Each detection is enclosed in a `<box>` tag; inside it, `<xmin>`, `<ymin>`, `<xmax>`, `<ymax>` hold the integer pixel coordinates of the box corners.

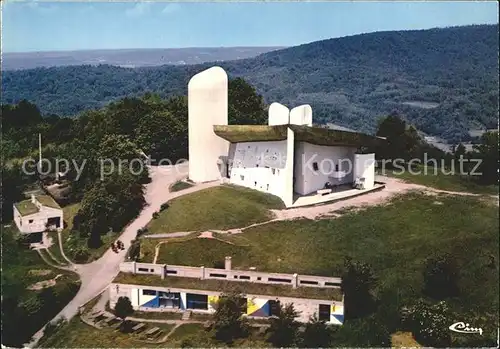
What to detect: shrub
<box><xmin>71</xmin><ymin>246</ymin><xmax>90</xmax><ymax>263</ymax></box>
<box><xmin>423</xmin><ymin>254</ymin><xmax>459</xmax><ymax>299</ymax></box>
<box><xmin>136</xmin><ymin>226</ymin><xmax>148</xmax><ymax>238</ymax></box>
<box><xmin>299</xmin><ymin>314</ymin><xmax>332</xmax><ymax>348</ymax></box>
<box><xmin>160</xmin><ymin>203</ymin><xmax>170</xmax><ymax>212</ymax></box>
<box><xmin>119</xmin><ymin>320</ymin><xmax>136</xmax><ymax>334</ymax></box>
<box><xmin>212</xmin><ymin>292</ymin><xmax>249</xmax><ymax>343</ymax></box>
<box><xmin>152</xmin><ymin>211</ymin><xmax>159</xmax><ymax>219</ymax></box>
<box><xmin>127</xmin><ymin>240</ymin><xmax>141</xmax><ymax>261</ymax></box>
<box><xmin>114</xmin><ymin>296</ymin><xmax>134</xmax><ymax>319</ymax></box>
<box><xmin>400</xmin><ymin>299</ymin><xmax>451</xmax><ymax>347</ymax></box>
<box><xmin>341</xmin><ymin>257</ymin><xmax>377</xmax><ymax>319</ymax></box>
<box><xmin>330</xmin><ymin>315</ymin><xmax>391</xmax><ymax>347</ymax></box>
<box><xmin>267</xmin><ymin>303</ymin><xmax>301</xmax><ymax>347</ymax></box>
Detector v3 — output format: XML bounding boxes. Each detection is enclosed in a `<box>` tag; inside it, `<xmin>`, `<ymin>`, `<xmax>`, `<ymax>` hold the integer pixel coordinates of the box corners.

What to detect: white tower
<box><xmin>268</xmin><ymin>102</ymin><xmax>290</xmax><ymax>126</ymax></box>
<box><xmin>289</xmin><ymin>104</ymin><xmax>313</xmax><ymax>126</ymax></box>
<box><xmin>188</xmin><ymin>66</ymin><xmax>229</xmax><ymax>183</ymax></box>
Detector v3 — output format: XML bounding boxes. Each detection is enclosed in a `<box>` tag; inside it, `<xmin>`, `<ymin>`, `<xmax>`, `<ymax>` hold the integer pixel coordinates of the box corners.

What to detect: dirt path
<box><xmin>58</xmin><ymin>231</ymin><xmax>75</xmax><ymax>265</ymax></box>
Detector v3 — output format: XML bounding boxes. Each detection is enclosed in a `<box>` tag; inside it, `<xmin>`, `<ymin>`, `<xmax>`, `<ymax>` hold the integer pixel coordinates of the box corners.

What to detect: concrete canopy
<box><xmin>214</xmin><ymin>124</ymin><xmax>386</xmax><ymax>148</ymax></box>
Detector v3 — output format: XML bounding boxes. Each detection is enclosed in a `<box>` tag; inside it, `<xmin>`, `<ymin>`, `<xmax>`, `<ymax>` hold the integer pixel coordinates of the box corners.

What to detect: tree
<box><xmin>401</xmin><ymin>299</ymin><xmax>451</xmax><ymax>347</ymax></box>
<box><xmin>267</xmin><ymin>303</ymin><xmax>300</xmax><ymax>347</ymax></box>
<box><xmin>376</xmin><ymin>113</ymin><xmax>423</xmax><ymax>162</ymax></box>
<box><xmin>114</xmin><ymin>296</ymin><xmax>134</xmax><ymax>319</ymax></box>
<box><xmin>472</xmin><ymin>131</ymin><xmax>499</xmax><ymax>184</ymax></box>
<box><xmin>136</xmin><ymin>110</ymin><xmax>187</xmax><ymax>162</ymax></box>
<box><xmin>228</xmin><ymin>78</ymin><xmax>267</xmax><ymax>125</ymax></box>
<box><xmin>423</xmin><ymin>254</ymin><xmax>459</xmax><ymax>299</ymax></box>
<box><xmin>300</xmin><ymin>314</ymin><xmax>332</xmax><ymax>348</ymax></box>
<box><xmin>329</xmin><ymin>315</ymin><xmax>390</xmax><ymax>347</ymax></box>
<box><xmin>341</xmin><ymin>257</ymin><xmax>376</xmax><ymax>319</ymax></box>
<box><xmin>211</xmin><ymin>292</ymin><xmax>249</xmax><ymax>343</ymax></box>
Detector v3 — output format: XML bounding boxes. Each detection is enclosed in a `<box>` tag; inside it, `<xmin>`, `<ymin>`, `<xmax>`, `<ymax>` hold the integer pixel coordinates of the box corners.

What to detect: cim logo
<box><xmin>449</xmin><ymin>322</ymin><xmax>483</xmax><ymax>335</ymax></box>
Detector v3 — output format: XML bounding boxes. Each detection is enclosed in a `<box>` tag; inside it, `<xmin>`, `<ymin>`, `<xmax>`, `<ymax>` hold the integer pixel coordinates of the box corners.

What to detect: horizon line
<box><xmin>3</xmin><ymin>22</ymin><xmax>497</xmax><ymax>55</ymax></box>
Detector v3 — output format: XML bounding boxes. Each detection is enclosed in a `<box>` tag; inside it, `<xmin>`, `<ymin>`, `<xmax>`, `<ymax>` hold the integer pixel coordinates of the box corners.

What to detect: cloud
<box><xmin>125</xmin><ymin>2</ymin><xmax>152</xmax><ymax>17</ymax></box>
<box><xmin>161</xmin><ymin>3</ymin><xmax>180</xmax><ymax>15</ymax></box>
<box><xmin>25</xmin><ymin>0</ymin><xmax>58</xmax><ymax>14</ymax></box>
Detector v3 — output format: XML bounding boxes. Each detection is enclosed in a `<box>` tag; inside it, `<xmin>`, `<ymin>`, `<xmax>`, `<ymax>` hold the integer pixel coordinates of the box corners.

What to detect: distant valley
<box><xmin>2</xmin><ymin>25</ymin><xmax>498</xmax><ymax>142</ymax></box>
<box><xmin>2</xmin><ymin>47</ymin><xmax>284</xmax><ymax>71</ymax></box>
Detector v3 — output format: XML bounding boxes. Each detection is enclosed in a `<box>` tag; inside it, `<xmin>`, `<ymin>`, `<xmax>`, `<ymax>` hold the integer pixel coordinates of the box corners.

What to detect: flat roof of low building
<box><xmin>14</xmin><ymin>200</ymin><xmax>39</xmax><ymax>216</ymax></box>
<box><xmin>14</xmin><ymin>195</ymin><xmax>61</xmax><ymax>216</ymax></box>
<box><xmin>36</xmin><ymin>195</ymin><xmax>61</xmax><ymax>209</ymax></box>
<box><xmin>214</xmin><ymin>124</ymin><xmax>385</xmax><ymax>147</ymax></box>
<box><xmin>113</xmin><ymin>272</ymin><xmax>343</xmax><ymax>301</ymax></box>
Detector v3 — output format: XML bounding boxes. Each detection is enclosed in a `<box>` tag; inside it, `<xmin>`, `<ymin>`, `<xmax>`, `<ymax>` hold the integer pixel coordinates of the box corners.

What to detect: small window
<box><xmin>335</xmin><ymin>164</ymin><xmax>339</xmax><ymax>172</ymax></box>
<box><xmin>254</xmin><ymin>181</ymin><xmax>257</xmax><ymax>186</ymax></box>
<box><xmin>266</xmin><ymin>184</ymin><xmax>269</xmax><ymax>191</ymax></box>
<box><xmin>268</xmin><ymin>277</ymin><xmax>291</xmax><ymax>284</ymax></box>
<box><xmin>325</xmin><ymin>282</ymin><xmax>340</xmax><ymax>287</ymax></box>
<box><xmin>271</xmin><ymin>168</ymin><xmax>276</xmax><ymax>175</ymax></box>
<box><xmin>313</xmin><ymin>162</ymin><xmax>319</xmax><ymax>171</ymax></box>
<box><xmin>256</xmin><ymin>164</ymin><xmax>259</xmax><ymax>167</ymax></box>
<box><xmin>234</xmin><ymin>275</ymin><xmax>238</xmax><ymax>279</ymax></box>
<box><xmin>29</xmin><ymin>219</ymin><xmax>34</xmax><ymax>224</ymax></box>
<box><xmin>209</xmin><ymin>273</ymin><xmax>227</xmax><ymax>278</ymax></box>
<box><xmin>143</xmin><ymin>289</ymin><xmax>157</xmax><ymax>296</ymax></box>
<box><xmin>150</xmin><ymin>269</ymin><xmax>154</xmax><ymax>272</ymax></box>
<box><xmin>239</xmin><ymin>275</ymin><xmax>250</xmax><ymax>280</ymax></box>
<box><xmin>240</xmin><ymin>175</ymin><xmax>244</xmax><ymax>181</ymax></box>
<box><xmin>138</xmin><ymin>268</ymin><xmax>149</xmax><ymax>272</ymax></box>
<box><xmin>257</xmin><ymin>277</ymin><xmax>261</xmax><ymax>281</ymax></box>
<box><xmin>300</xmin><ymin>280</ymin><xmax>319</xmax><ymax>285</ymax></box>
<box><xmin>166</xmin><ymin>270</ymin><xmax>177</xmax><ymax>274</ymax></box>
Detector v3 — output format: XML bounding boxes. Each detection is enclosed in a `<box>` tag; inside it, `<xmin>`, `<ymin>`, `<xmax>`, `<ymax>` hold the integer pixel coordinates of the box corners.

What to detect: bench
<box><xmin>145</xmin><ymin>327</ymin><xmax>161</xmax><ymax>336</ymax></box>
<box><xmin>132</xmin><ymin>323</ymin><xmax>146</xmax><ymax>333</ymax></box>
<box><xmin>317</xmin><ymin>188</ymin><xmax>332</xmax><ymax>196</ymax></box>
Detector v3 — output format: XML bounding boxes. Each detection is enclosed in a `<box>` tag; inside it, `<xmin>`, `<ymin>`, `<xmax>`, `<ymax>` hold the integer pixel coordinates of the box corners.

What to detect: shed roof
<box><xmin>214</xmin><ymin>124</ymin><xmax>385</xmax><ymax>147</ymax></box>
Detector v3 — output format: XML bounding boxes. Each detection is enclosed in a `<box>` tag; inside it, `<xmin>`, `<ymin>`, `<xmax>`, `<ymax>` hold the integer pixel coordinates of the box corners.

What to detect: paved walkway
<box><xmin>27</xmin><ymin>163</ymin><xmax>220</xmax><ymax>347</ymax></box>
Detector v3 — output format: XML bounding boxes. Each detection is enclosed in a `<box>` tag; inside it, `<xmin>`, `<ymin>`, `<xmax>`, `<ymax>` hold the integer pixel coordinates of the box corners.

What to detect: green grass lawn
<box><xmin>147</xmin><ymin>185</ymin><xmax>285</xmax><ymax>234</ymax></box>
<box><xmin>149</xmin><ymin>192</ymin><xmax>498</xmax><ymax>314</ymax></box>
<box><xmin>137</xmin><ymin>233</ymin><xmax>201</xmax><ymax>263</ymax></box>
<box><xmin>169</xmin><ymin>180</ymin><xmax>194</xmax><ymax>192</ymax></box>
<box><xmin>47</xmin><ymin>231</ymin><xmax>69</xmax><ymax>265</ymax></box>
<box><xmin>155</xmin><ymin>237</ymin><xmax>252</xmax><ymax>267</ymax></box>
<box><xmin>379</xmin><ymin>166</ymin><xmax>499</xmax><ymax>195</ymax></box>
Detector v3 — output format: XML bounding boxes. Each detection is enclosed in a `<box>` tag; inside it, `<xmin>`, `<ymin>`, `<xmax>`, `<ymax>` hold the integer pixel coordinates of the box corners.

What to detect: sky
<box><xmin>2</xmin><ymin>1</ymin><xmax>498</xmax><ymax>53</ymax></box>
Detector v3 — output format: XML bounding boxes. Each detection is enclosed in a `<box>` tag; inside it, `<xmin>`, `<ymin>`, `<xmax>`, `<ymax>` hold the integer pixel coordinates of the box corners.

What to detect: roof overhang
<box><xmin>214</xmin><ymin>124</ymin><xmax>386</xmax><ymax>147</ymax></box>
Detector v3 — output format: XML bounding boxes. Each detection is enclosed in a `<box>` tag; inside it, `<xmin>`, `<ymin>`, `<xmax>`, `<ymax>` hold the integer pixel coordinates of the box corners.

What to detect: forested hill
<box><xmin>2</xmin><ymin>24</ymin><xmax>498</xmax><ymax>142</ymax></box>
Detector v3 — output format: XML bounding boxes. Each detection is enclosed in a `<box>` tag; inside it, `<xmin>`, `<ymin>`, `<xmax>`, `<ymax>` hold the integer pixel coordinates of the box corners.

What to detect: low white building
<box><xmin>13</xmin><ymin>194</ymin><xmax>63</xmax><ymax>234</ymax></box>
<box><xmin>187</xmin><ymin>66</ymin><xmax>386</xmax><ymax>207</ymax></box>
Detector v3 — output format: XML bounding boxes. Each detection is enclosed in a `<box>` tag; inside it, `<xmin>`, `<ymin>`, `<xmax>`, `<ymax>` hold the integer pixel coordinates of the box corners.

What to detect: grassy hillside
<box><xmin>2</xmin><ymin>226</ymin><xmax>81</xmax><ymax>347</ymax></box>
<box><xmin>2</xmin><ymin>25</ymin><xmax>498</xmax><ymax>142</ymax></box>
<box><xmin>154</xmin><ymin>192</ymin><xmax>498</xmax><ymax>314</ymax></box>
<box><xmin>147</xmin><ymin>185</ymin><xmax>284</xmax><ymax>234</ymax></box>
